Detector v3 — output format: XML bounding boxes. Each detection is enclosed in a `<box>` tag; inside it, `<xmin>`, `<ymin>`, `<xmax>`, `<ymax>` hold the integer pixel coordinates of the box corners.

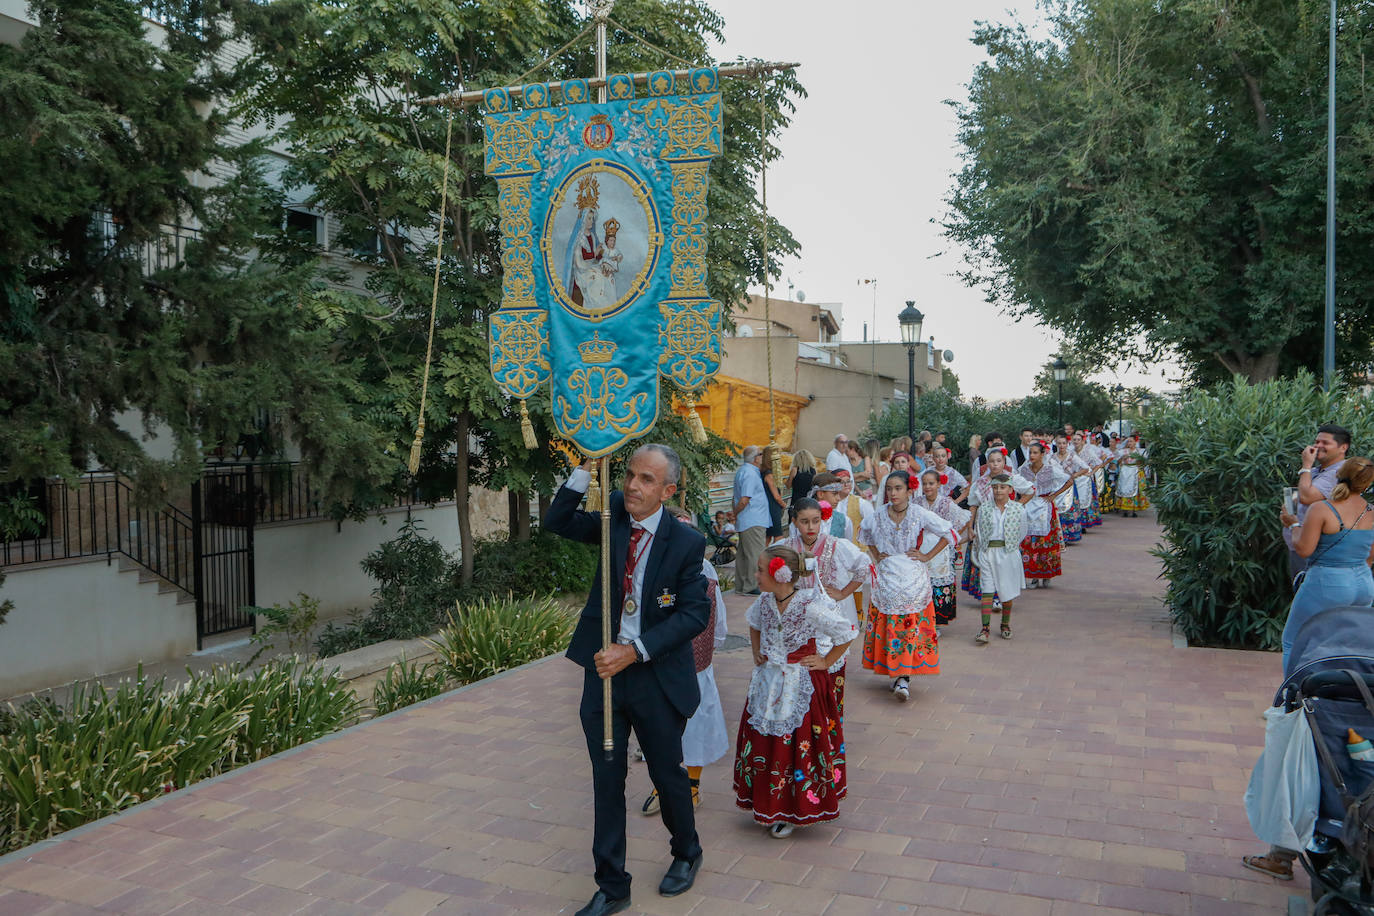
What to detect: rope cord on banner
<box><xmin>408</xmin><ymin>113</ymin><xmax>455</xmax><ymax>475</ymax></box>
<box><xmin>760</xmin><ymin>70</ymin><xmax>778</xmax><ymax>472</ymax></box>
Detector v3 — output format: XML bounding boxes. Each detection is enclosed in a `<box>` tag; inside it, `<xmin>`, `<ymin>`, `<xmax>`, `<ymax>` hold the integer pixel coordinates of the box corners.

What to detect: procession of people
<box><xmin>545</xmin><ymin>426</ymin><xmax>1153</xmax><ymax>914</ymax></box>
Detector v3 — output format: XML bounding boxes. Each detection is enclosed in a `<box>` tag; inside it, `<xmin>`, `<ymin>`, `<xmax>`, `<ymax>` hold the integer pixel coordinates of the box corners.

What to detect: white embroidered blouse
<box><xmin>744</xmin><ymin>588</ymin><xmax>858</xmax><ymax>737</ymax></box>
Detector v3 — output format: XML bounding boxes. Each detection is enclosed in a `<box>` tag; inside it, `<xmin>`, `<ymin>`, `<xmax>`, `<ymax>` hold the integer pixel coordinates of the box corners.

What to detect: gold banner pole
<box><xmin>594</xmin><ymin>2</ymin><xmax>615</xmax><ymax>764</ymax></box>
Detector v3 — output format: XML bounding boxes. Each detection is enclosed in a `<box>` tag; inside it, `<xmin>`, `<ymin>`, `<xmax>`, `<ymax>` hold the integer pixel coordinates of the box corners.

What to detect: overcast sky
<box><xmin>703</xmin><ymin>0</ymin><xmax>1180</xmax><ymax>400</ymax></box>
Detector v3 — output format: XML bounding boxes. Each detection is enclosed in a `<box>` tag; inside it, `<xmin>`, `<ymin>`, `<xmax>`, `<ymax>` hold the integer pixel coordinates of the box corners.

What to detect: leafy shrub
<box><xmin>470</xmin><ymin>528</ymin><xmax>597</xmax><ymax>598</ymax></box>
<box><xmin>427</xmin><ymin>593</ymin><xmax>576</xmax><ymax>684</ymax></box>
<box><xmin>372</xmin><ymin>655</ymin><xmax>449</xmax><ymax>716</ymax></box>
<box><xmin>188</xmin><ymin>658</ymin><xmax>360</xmax><ymax>763</ymax></box>
<box><xmin>315</xmin><ymin>520</ymin><xmax>462</xmax><ymax>656</ymax></box>
<box><xmin>0</xmin><ymin>660</ymin><xmax>359</xmax><ymax>853</ymax></box>
<box><xmin>244</xmin><ymin>592</ymin><xmax>319</xmax><ymax>664</ymax></box>
<box><xmin>1145</xmin><ymin>374</ymin><xmax>1374</xmax><ymax>649</ymax></box>
<box><xmin>0</xmin><ymin>697</ymin><xmax>60</xmax><ymax>737</ymax></box>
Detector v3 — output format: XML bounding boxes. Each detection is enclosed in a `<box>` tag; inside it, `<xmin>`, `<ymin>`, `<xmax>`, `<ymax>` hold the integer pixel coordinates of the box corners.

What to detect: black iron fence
<box><xmin>0</xmin><ymin>473</ymin><xmax>195</xmax><ymax>595</ymax></box>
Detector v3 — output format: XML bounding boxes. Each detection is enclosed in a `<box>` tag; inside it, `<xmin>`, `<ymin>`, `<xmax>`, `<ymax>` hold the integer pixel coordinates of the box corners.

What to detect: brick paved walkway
<box><xmin>0</xmin><ymin>511</ymin><xmax>1299</xmax><ymax>914</ymax></box>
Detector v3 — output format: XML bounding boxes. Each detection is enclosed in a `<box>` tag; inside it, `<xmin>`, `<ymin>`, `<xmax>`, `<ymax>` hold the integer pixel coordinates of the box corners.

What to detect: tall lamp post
<box><xmin>899</xmin><ymin>301</ymin><xmax>924</xmax><ymax>443</ymax></box>
<box><xmin>1113</xmin><ymin>383</ymin><xmax>1126</xmax><ymax>434</ymax></box>
<box><xmin>1140</xmin><ymin>394</ymin><xmax>1152</xmax><ymax>418</ymax></box>
<box><xmin>1052</xmin><ymin>357</ymin><xmax>1069</xmax><ymax>430</ymax></box>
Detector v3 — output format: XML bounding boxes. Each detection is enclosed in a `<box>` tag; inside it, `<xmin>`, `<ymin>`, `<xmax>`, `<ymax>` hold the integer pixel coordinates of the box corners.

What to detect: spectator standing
<box><xmin>733</xmin><ymin>446</ymin><xmax>770</xmax><ymax>594</ymax></box>
<box><xmin>967</xmin><ymin>434</ymin><xmax>983</xmax><ymax>481</ymax></box>
<box><xmin>760</xmin><ymin>446</ymin><xmax>787</xmax><ymax>541</ymax></box>
<box><xmin>786</xmin><ymin>449</ymin><xmax>817</xmax><ymax>511</ymax></box>
<box><xmin>825</xmin><ymin>435</ymin><xmax>850</xmax><ymax>474</ymax></box>
<box><xmin>847</xmin><ymin>440</ymin><xmax>876</xmax><ymax>501</ymax></box>
<box><xmin>1281</xmin><ymin>424</ymin><xmax>1353</xmax><ymax>583</ymax></box>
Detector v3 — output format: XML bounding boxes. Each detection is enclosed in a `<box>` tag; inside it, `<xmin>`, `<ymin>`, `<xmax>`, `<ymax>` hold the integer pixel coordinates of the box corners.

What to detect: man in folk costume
<box><xmin>545</xmin><ymin>446</ymin><xmax>709</xmax><ymax>916</ymax></box>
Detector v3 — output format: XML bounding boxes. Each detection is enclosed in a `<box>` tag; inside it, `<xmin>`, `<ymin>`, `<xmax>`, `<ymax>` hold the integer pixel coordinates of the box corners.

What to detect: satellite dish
<box><xmin>943</xmin><ymin>349</ymin><xmax>955</xmax><ymax>363</ymax></box>
<box><xmin>796</xmin><ymin>290</ymin><xmax>806</xmax><ymax>302</ymax></box>
<box><xmin>738</xmin><ymin>324</ymin><xmax>754</xmax><ymax>337</ymax></box>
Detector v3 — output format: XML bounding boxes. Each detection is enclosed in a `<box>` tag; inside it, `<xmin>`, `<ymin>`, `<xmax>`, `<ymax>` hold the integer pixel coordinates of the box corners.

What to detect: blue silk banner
<box><xmin>485</xmin><ymin>69</ymin><xmax>724</xmax><ymax>457</ymax></box>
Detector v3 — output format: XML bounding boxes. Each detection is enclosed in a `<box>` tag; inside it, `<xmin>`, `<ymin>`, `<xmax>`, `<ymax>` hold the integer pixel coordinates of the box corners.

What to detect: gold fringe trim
<box><xmin>407</xmin><ymin>417</ymin><xmax>426</xmax><ymax>475</ymax></box>
<box><xmin>685</xmin><ymin>395</ymin><xmax>707</xmax><ymax>444</ymax></box>
<box><xmin>586</xmin><ymin>460</ymin><xmax>602</xmax><ymax>512</ymax></box>
<box><xmin>519</xmin><ymin>400</ymin><xmax>538</xmax><ymax>449</ymax></box>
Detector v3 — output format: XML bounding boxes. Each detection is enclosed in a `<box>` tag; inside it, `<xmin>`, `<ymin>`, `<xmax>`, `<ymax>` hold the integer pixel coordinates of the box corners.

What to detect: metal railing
<box><xmin>97</xmin><ymin>215</ymin><xmax>201</xmax><ymax>273</ymax></box>
<box><xmin>0</xmin><ymin>473</ymin><xmax>194</xmax><ymax>596</ymax></box>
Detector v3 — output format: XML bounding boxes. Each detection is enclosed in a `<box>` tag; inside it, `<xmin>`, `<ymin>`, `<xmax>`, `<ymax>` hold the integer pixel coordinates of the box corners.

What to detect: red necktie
<box><xmin>622</xmin><ymin>525</ymin><xmax>648</xmax><ymax>610</ymax></box>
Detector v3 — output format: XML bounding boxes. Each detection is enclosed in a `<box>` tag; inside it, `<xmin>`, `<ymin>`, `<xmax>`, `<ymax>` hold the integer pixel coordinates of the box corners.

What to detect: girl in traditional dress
<box><xmin>1053</xmin><ymin>435</ymin><xmax>1088</xmax><ymax>545</ymax></box>
<box><xmin>642</xmin><ymin>508</ymin><xmax>729</xmax><ymax>816</ymax></box>
<box><xmin>928</xmin><ymin>446</ymin><xmax>969</xmax><ymax>502</ymax></box>
<box><xmin>1116</xmin><ymin>436</ymin><xmax>1149</xmax><ymax>516</ymax></box>
<box><xmin>1018</xmin><ymin>442</ymin><xmax>1072</xmax><ymax>588</ymax></box>
<box><xmin>787</xmin><ymin>498</ymin><xmax>871</xmax><ymax>718</ymax></box>
<box><xmin>859</xmin><ymin>471</ymin><xmax>956</xmax><ymax>701</ymax></box>
<box><xmin>973</xmin><ymin>476</ymin><xmax>1028</xmax><ymax>644</ymax></box>
<box><xmin>1066</xmin><ymin>435</ymin><xmax>1100</xmax><ymax>533</ymax></box>
<box><xmin>962</xmin><ymin>448</ymin><xmax>1032</xmax><ymax>602</ymax></box>
<box><xmin>917</xmin><ymin>469</ymin><xmax>972</xmax><ymax>627</ymax></box>
<box><xmin>734</xmin><ymin>546</ymin><xmax>857</xmax><ymax>838</ymax></box>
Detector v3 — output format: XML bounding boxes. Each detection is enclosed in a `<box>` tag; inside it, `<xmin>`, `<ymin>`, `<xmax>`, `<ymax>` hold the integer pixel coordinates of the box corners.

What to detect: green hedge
<box><xmin>1144</xmin><ymin>374</ymin><xmax>1374</xmax><ymax>649</ymax></box>
<box><xmin>0</xmin><ymin>659</ymin><xmax>359</xmax><ymax>853</ymax></box>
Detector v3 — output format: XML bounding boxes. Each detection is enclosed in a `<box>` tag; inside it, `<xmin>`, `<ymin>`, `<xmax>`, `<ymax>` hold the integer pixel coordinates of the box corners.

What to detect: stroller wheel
<box><xmin>1314</xmin><ymin>892</ymin><xmax>1367</xmax><ymax>916</ymax></box>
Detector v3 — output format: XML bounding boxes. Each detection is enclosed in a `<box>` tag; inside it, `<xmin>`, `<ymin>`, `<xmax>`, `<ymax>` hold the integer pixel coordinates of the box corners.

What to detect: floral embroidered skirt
<box><xmin>1100</xmin><ymin>478</ymin><xmax>1118</xmax><ymax>513</ymax></box>
<box><xmin>1117</xmin><ymin>475</ymin><xmax>1149</xmax><ymax>511</ymax></box>
<box><xmin>961</xmin><ymin>554</ymin><xmax>984</xmax><ymax>600</ymax></box>
<box><xmin>734</xmin><ymin>658</ymin><xmax>846</xmax><ymax>826</ymax></box>
<box><xmin>862</xmin><ymin>605</ymin><xmax>940</xmax><ymax>677</ymax></box>
<box><xmin>1083</xmin><ymin>480</ymin><xmax>1103</xmax><ymax>528</ymax></box>
<box><xmin>1061</xmin><ymin>505</ymin><xmax>1083</xmax><ymax>544</ymax></box>
<box><xmin>932</xmin><ymin>582</ymin><xmax>957</xmax><ymax>625</ymax></box>
<box><xmin>1021</xmin><ymin>509</ymin><xmax>1063</xmax><ymax>580</ymax></box>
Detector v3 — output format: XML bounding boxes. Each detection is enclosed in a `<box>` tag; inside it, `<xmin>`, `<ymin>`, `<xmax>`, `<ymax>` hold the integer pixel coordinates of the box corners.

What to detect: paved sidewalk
<box><xmin>0</xmin><ymin>511</ymin><xmax>1299</xmax><ymax>914</ymax></box>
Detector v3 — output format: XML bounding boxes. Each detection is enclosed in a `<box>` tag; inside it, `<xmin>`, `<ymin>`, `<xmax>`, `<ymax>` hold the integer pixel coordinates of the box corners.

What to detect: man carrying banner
<box><xmin>546</xmin><ymin>445</ymin><xmax>709</xmax><ymax>916</ymax></box>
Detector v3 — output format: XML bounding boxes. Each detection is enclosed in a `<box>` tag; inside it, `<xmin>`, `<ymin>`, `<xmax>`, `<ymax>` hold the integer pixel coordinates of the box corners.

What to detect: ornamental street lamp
<box><xmin>898</xmin><ymin>301</ymin><xmax>924</xmax><ymax>443</ymax></box>
<box><xmin>1052</xmin><ymin>356</ymin><xmax>1068</xmax><ymax>429</ymax></box>
<box><xmin>1140</xmin><ymin>394</ymin><xmax>1152</xmax><ymax>417</ymax></box>
<box><xmin>1113</xmin><ymin>383</ymin><xmax>1126</xmax><ymax>434</ymax></box>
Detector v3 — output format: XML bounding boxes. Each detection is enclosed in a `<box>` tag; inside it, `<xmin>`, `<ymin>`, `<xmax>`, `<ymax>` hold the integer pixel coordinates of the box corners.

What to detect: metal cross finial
<box><xmin>589</xmin><ymin>0</ymin><xmax>614</xmax><ymax>23</ymax></box>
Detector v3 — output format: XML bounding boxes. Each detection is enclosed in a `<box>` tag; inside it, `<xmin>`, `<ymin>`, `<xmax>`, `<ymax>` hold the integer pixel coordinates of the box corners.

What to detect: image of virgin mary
<box><xmin>563</xmin><ymin>206</ymin><xmax>619</xmax><ymax>311</ymax></box>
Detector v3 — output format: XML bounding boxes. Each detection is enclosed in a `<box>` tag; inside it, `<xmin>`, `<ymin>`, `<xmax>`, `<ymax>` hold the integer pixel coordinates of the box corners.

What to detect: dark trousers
<box><xmin>579</xmin><ymin>665</ymin><xmax>701</xmax><ymax>899</ymax></box>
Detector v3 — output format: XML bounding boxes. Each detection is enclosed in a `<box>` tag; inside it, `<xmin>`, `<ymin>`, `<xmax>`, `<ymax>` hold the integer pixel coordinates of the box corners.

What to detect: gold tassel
<box><xmin>586</xmin><ymin>460</ymin><xmax>602</xmax><ymax>512</ymax></box>
<box><xmin>519</xmin><ymin>400</ymin><xmax>538</xmax><ymax>449</ymax></box>
<box><xmin>687</xmin><ymin>402</ymin><xmax>707</xmax><ymax>444</ymax></box>
<box><xmin>407</xmin><ymin>417</ymin><xmax>426</xmax><ymax>475</ymax></box>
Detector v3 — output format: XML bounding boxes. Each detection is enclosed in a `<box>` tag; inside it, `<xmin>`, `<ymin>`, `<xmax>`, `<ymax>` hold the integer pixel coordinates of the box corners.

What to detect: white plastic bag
<box><xmin>1244</xmin><ymin>705</ymin><xmax>1320</xmax><ymax>850</ymax></box>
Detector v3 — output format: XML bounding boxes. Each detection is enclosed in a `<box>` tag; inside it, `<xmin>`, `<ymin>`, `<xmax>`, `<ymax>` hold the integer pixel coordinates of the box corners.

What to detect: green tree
<box><xmin>1029</xmin><ymin>357</ymin><xmax>1115</xmax><ymax>430</ymax></box>
<box><xmin>947</xmin><ymin>0</ymin><xmax>1374</xmax><ymax>384</ymax></box>
<box><xmin>232</xmin><ymin>0</ymin><xmax>798</xmax><ymax>579</ymax></box>
<box><xmin>0</xmin><ymin>0</ymin><xmax>382</xmax><ymax>499</ymax></box>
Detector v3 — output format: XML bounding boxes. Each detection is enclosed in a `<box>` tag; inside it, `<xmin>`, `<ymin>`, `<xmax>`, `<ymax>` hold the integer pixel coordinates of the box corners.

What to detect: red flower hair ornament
<box><xmin>768</xmin><ymin>556</ymin><xmax>792</xmax><ymax>583</ymax></box>
<box><xmin>818</xmin><ymin>500</ymin><xmax>834</xmax><ymax>521</ymax></box>
<box><xmin>999</xmin><ymin>447</ymin><xmax>1009</xmax><ymax>456</ymax></box>
<box><xmin>939</xmin><ymin>473</ymin><xmax>949</xmax><ymax>486</ymax></box>
<box><xmin>907</xmin><ymin>473</ymin><xmax>920</xmax><ymax>490</ymax></box>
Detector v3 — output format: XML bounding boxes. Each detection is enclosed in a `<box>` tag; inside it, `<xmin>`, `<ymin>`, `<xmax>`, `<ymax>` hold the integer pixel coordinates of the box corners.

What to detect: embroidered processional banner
<box><xmin>485</xmin><ymin>68</ymin><xmax>724</xmax><ymax>457</ymax></box>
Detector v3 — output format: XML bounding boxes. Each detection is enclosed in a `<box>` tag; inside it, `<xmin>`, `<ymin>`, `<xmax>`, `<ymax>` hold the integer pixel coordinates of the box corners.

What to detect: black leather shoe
<box><xmin>575</xmin><ymin>890</ymin><xmax>631</xmax><ymax>916</ymax></box>
<box><xmin>658</xmin><ymin>853</ymin><xmax>702</xmax><ymax>897</ymax></box>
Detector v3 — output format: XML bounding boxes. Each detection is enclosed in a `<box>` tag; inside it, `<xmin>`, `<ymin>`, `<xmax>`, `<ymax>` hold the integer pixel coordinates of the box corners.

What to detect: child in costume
<box><xmin>858</xmin><ymin>471</ymin><xmax>956</xmax><ymax>701</ymax></box>
<box><xmin>641</xmin><ymin>508</ymin><xmax>729</xmax><ymax>817</ymax></box>
<box><xmin>916</xmin><ymin>469</ymin><xmax>971</xmax><ymax>627</ymax></box>
<box><xmin>786</xmin><ymin>497</ymin><xmax>871</xmax><ymax>718</ymax></box>
<box><xmin>734</xmin><ymin>546</ymin><xmax>857</xmax><ymax>838</ymax></box>
<box><xmin>972</xmin><ymin>476</ymin><xmax>1028</xmax><ymax>644</ymax></box>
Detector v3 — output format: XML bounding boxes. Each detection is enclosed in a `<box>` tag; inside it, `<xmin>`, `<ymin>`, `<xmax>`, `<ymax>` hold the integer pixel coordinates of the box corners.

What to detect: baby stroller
<box><xmin>1276</xmin><ymin>606</ymin><xmax>1374</xmax><ymax>915</ymax></box>
<box><xmin>698</xmin><ymin>510</ymin><xmax>735</xmax><ymax>568</ymax></box>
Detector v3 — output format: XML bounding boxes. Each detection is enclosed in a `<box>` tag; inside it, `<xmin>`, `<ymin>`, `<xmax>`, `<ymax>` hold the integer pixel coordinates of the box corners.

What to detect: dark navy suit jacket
<box><xmin>544</xmin><ymin>485</ymin><xmax>710</xmax><ymax>718</ymax></box>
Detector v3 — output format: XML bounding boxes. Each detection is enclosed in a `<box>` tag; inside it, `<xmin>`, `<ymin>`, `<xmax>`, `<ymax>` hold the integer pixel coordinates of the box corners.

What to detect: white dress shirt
<box><xmin>564</xmin><ymin>467</ymin><xmax>657</xmax><ymax>660</ymax></box>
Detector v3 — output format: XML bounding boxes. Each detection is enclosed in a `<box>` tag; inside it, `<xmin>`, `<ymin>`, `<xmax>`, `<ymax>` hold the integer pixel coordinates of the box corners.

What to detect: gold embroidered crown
<box><xmin>578</xmin><ymin>332</ymin><xmax>616</xmax><ymax>364</ymax></box>
<box><xmin>603</xmin><ymin>217</ymin><xmax>620</xmax><ymax>236</ymax></box>
<box><xmin>575</xmin><ymin>175</ymin><xmax>600</xmax><ymax>211</ymax></box>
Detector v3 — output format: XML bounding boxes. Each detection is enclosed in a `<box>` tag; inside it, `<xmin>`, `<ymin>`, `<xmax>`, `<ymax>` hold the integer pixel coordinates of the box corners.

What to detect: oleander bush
<box><xmin>0</xmin><ymin>659</ymin><xmax>359</xmax><ymax>853</ymax></box>
<box><xmin>1144</xmin><ymin>374</ymin><xmax>1374</xmax><ymax>650</ymax></box>
<box><xmin>372</xmin><ymin>655</ymin><xmax>450</xmax><ymax>716</ymax></box>
<box><xmin>426</xmin><ymin>593</ymin><xmax>577</xmax><ymax>684</ymax></box>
